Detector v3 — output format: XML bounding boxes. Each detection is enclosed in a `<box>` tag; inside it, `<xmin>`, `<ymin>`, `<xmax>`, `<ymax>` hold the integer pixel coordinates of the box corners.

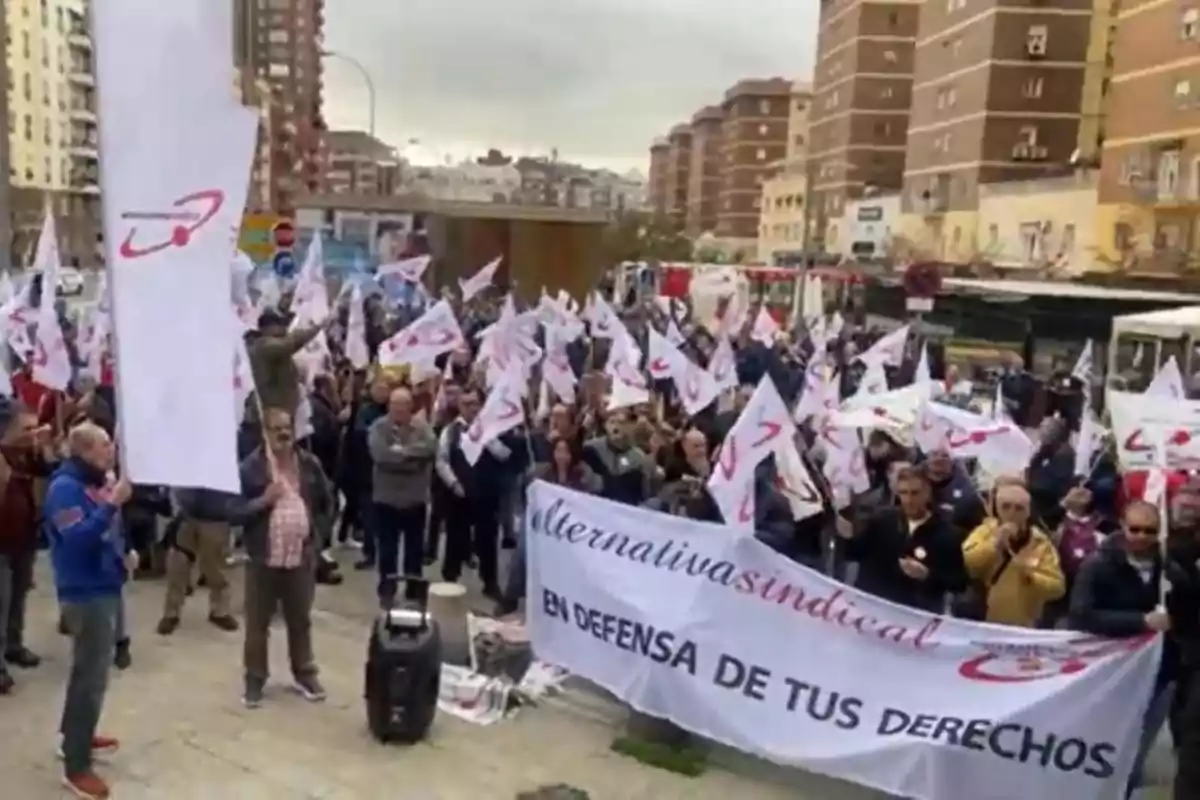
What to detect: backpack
<box><xmin>1057</xmin><ymin>515</ymin><xmax>1100</xmax><ymax>578</ymax></box>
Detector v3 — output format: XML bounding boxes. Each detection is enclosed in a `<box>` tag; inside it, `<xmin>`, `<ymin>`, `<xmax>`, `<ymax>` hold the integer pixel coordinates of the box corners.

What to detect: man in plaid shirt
<box><xmin>230</xmin><ymin>406</ymin><xmax>335</xmax><ymax>709</ymax></box>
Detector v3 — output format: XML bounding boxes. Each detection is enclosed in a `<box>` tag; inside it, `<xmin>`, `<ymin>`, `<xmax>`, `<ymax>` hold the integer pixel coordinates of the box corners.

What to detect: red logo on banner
<box><xmin>118</xmin><ymin>189</ymin><xmax>224</xmax><ymax>259</ymax></box>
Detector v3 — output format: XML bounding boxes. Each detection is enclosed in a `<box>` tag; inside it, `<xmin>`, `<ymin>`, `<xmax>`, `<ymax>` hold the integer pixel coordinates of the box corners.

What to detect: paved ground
<box><xmin>0</xmin><ymin>551</ymin><xmax>857</xmax><ymax>800</ymax></box>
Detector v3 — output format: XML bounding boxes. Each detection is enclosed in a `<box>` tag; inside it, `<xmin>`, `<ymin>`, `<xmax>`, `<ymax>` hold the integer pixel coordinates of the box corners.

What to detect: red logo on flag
<box><xmin>118</xmin><ymin>189</ymin><xmax>224</xmax><ymax>259</ymax></box>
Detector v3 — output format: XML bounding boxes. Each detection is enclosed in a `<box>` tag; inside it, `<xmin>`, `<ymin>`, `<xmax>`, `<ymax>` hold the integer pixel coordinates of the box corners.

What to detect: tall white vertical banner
<box><xmin>94</xmin><ymin>1</ymin><xmax>257</xmax><ymax>491</ymax></box>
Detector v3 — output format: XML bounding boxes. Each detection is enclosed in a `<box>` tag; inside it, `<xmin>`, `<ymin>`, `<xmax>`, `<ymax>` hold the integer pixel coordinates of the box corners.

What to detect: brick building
<box><xmin>899</xmin><ymin>1</ymin><xmax>1093</xmax><ymax>261</ymax></box>
<box><xmin>664</xmin><ymin>123</ymin><xmax>692</xmax><ymax>230</ymax></box>
<box><xmin>685</xmin><ymin>105</ymin><xmax>725</xmax><ymax>237</ymax></box>
<box><xmin>715</xmin><ymin>78</ymin><xmax>793</xmax><ymax>251</ymax></box>
<box><xmin>807</xmin><ymin>0</ymin><xmax>918</xmax><ymax>247</ymax></box>
<box><xmin>233</xmin><ymin>0</ymin><xmax>325</xmax><ymax>214</ymax></box>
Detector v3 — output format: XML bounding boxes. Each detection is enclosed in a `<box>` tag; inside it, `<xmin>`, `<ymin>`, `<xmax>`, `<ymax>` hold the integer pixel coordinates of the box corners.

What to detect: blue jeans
<box><xmin>1128</xmin><ymin>681</ymin><xmax>1174</xmax><ymax>797</ymax></box>
<box><xmin>59</xmin><ymin>595</ymin><xmax>120</xmax><ymax>776</ymax></box>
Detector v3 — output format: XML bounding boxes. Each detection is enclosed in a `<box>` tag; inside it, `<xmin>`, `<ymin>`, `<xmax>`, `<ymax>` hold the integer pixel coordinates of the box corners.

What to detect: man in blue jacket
<box><xmin>43</xmin><ymin>421</ymin><xmax>134</xmax><ymax>800</ymax></box>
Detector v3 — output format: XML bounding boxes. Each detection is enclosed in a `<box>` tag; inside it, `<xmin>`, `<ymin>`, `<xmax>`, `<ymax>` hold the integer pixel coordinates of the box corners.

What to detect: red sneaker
<box><xmin>62</xmin><ymin>771</ymin><xmax>110</xmax><ymax>799</ymax></box>
<box><xmin>91</xmin><ymin>735</ymin><xmax>120</xmax><ymax>755</ymax></box>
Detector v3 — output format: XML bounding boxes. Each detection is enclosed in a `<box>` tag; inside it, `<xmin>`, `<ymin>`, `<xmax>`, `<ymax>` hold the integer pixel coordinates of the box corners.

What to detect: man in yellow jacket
<box><xmin>962</xmin><ymin>483</ymin><xmax>1066</xmax><ymax>627</ymax></box>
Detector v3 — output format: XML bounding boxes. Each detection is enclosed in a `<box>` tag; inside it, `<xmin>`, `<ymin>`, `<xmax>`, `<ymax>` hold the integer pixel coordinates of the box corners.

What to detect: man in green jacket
<box><xmin>247</xmin><ymin>309</ymin><xmax>328</xmax><ymax>415</ymax></box>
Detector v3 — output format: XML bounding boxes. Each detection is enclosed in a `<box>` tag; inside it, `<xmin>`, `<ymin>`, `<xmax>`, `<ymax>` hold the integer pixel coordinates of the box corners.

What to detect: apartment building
<box><xmin>6</xmin><ymin>0</ymin><xmax>98</xmax><ymax>263</ymax></box>
<box><xmin>1095</xmin><ymin>0</ymin><xmax>1200</xmax><ymax>269</ymax></box>
<box><xmin>236</xmin><ymin>69</ymin><xmax>279</xmax><ymax>212</ymax></box>
<box><xmin>684</xmin><ymin>105</ymin><xmax>724</xmax><ymax>237</ymax></box>
<box><xmin>807</xmin><ymin>0</ymin><xmax>920</xmax><ymax>249</ymax></box>
<box><xmin>715</xmin><ymin>78</ymin><xmax>792</xmax><ymax>253</ymax></box>
<box><xmin>233</xmin><ymin>0</ymin><xmax>324</xmax><ymax>214</ymax></box>
<box><xmin>647</xmin><ymin>137</ymin><xmax>669</xmax><ymax>217</ymax></box>
<box><xmin>323</xmin><ymin>129</ymin><xmax>400</xmax><ymax>196</ymax></box>
<box><xmin>898</xmin><ymin>0</ymin><xmax>1093</xmax><ymax>262</ymax></box>
<box><xmin>663</xmin><ymin>123</ymin><xmax>692</xmax><ymax>230</ymax></box>
<box><xmin>757</xmin><ymin>81</ymin><xmax>813</xmax><ymax>263</ymax></box>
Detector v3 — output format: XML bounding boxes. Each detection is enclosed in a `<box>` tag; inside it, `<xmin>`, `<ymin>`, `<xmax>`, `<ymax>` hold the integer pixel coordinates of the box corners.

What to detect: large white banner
<box><xmin>525</xmin><ymin>482</ymin><xmax>1160</xmax><ymax>800</ymax></box>
<box><xmin>95</xmin><ymin>1</ymin><xmax>257</xmax><ymax>491</ymax></box>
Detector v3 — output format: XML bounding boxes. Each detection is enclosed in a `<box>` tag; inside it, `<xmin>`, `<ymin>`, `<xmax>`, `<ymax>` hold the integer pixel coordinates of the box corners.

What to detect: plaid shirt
<box><xmin>266</xmin><ymin>465</ymin><xmax>310</xmax><ymax>569</ymax></box>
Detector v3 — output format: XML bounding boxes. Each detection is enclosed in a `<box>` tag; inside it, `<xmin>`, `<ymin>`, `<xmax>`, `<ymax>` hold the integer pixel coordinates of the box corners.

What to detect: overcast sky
<box><xmin>322</xmin><ymin>0</ymin><xmax>817</xmax><ymax>174</ymax></box>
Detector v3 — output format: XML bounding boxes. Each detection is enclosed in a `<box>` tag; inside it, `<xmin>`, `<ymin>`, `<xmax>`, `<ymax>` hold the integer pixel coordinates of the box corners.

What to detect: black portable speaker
<box><xmin>364</xmin><ymin>578</ymin><xmax>442</xmax><ymax>744</ymax></box>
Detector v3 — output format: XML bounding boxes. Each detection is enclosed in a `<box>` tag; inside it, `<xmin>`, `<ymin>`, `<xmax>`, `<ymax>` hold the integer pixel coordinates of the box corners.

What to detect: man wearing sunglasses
<box><xmin>1068</xmin><ymin>500</ymin><xmax>1173</xmax><ymax>798</ymax></box>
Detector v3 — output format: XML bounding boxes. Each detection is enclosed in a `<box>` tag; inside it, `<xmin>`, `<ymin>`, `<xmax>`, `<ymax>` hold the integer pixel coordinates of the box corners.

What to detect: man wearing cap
<box><xmin>247</xmin><ymin>309</ymin><xmax>329</xmax><ymax>415</ymax></box>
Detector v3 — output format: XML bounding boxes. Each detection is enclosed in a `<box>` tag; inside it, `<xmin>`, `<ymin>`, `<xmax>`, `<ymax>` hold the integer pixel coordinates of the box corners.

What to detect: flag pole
<box><xmin>83</xmin><ymin>5</ymin><xmax>135</xmax><ymax>477</ymax></box>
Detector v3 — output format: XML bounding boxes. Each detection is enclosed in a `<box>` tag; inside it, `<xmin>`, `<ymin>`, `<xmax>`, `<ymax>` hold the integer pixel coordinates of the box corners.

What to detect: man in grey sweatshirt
<box><xmin>368</xmin><ymin>387</ymin><xmax>437</xmax><ymax>605</ymax></box>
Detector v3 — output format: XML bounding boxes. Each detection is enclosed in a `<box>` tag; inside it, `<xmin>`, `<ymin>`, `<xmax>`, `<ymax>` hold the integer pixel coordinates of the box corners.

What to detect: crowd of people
<box><xmin>0</xmin><ymin>274</ymin><xmax>1193</xmax><ymax>800</ymax></box>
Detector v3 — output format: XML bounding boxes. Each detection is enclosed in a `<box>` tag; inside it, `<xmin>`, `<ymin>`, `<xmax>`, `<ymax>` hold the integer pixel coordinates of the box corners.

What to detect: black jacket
<box><xmin>1068</xmin><ymin>536</ymin><xmax>1175</xmax><ymax>685</ymax></box>
<box><xmin>1068</xmin><ymin>536</ymin><xmax>1161</xmax><ymax>638</ymax></box>
<box><xmin>230</xmin><ymin>447</ymin><xmax>335</xmax><ymax>566</ymax></box>
<box><xmin>842</xmin><ymin>509</ymin><xmax>968</xmax><ymax>613</ymax></box>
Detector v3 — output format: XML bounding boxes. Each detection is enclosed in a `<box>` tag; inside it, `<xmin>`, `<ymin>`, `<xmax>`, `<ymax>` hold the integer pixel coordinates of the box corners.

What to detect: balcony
<box><xmin>69</xmin><ymin>165</ymin><xmax>100</xmax><ymax>195</ymax></box>
<box><xmin>70</xmin><ymin>138</ymin><xmax>98</xmax><ymax>160</ymax></box>
<box><xmin>68</xmin><ymin>24</ymin><xmax>91</xmax><ymax>50</ymax></box>
<box><xmin>68</xmin><ymin>67</ymin><xmax>94</xmax><ymax>86</ymax></box>
<box><xmin>69</xmin><ymin>102</ymin><xmax>96</xmax><ymax>122</ymax></box>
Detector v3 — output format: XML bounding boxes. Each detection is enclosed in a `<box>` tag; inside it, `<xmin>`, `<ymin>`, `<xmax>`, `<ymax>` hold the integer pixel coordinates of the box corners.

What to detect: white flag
<box><xmin>858</xmin><ymin>325</ymin><xmax>909</xmax><ymax>367</ymax></box>
<box><xmin>459</xmin><ymin>256</ymin><xmax>501</xmax><ymax>302</ymax></box>
<box><xmin>345</xmin><ymin>284</ymin><xmax>370</xmax><ymax>370</ymax></box>
<box><xmin>1071</xmin><ymin>340</ymin><xmax>1093</xmax><ymax>382</ymax></box>
<box><xmin>1146</xmin><ymin>357</ymin><xmax>1185</xmax><ymax>400</ymax></box>
<box><xmin>647</xmin><ymin>327</ymin><xmax>718</xmax><ymax>416</ymax></box>
<box><xmin>95</xmin><ymin>0</ymin><xmax>257</xmax><ymax>492</ymax></box>
<box><xmin>30</xmin><ymin>211</ymin><xmax>71</xmax><ymax>391</ymax></box>
<box><xmin>460</xmin><ymin>373</ymin><xmax>524</xmax><ymax>466</ymax></box>
<box><xmin>378</xmin><ymin>254</ymin><xmax>431</xmax><ymax>282</ymax></box>
<box><xmin>379</xmin><ymin>299</ymin><xmax>466</xmax><ymax>367</ymax></box>
<box><xmin>708</xmin><ymin>375</ymin><xmax>796</xmax><ymax>526</ymax></box>
<box><xmin>750</xmin><ymin>306</ymin><xmax>779</xmax><ymax>346</ymax></box>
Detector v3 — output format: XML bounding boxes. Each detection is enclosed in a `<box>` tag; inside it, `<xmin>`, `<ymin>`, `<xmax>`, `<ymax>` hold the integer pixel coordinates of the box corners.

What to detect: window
<box><xmin>1022</xmin><ymin>77</ymin><xmax>1044</xmax><ymax>99</ymax></box>
<box><xmin>1027</xmin><ymin>25</ymin><xmax>1048</xmax><ymax>56</ymax></box>
<box><xmin>988</xmin><ymin>224</ymin><xmax>999</xmax><ymax>247</ymax></box>
<box><xmin>1158</xmin><ymin>150</ymin><xmax>1182</xmax><ymax>198</ymax></box>
<box><xmin>880</xmin><ymin>86</ymin><xmax>894</xmax><ymax>99</ymax></box>
<box><xmin>22</xmin><ymin>114</ymin><xmax>31</xmax><ymax>141</ymax></box>
<box><xmin>947</xmin><ymin>86</ymin><xmax>957</xmax><ymax>107</ymax></box>
<box><xmin>758</xmin><ymin>123</ymin><xmax>769</xmax><ymax>135</ymax></box>
<box><xmin>1019</xmin><ymin>223</ymin><xmax>1043</xmax><ymax>261</ymax></box>
<box><xmin>42</xmin><ymin>120</ymin><xmax>50</xmax><ymax>144</ymax></box>
<box><xmin>755</xmin><ymin>148</ymin><xmax>766</xmax><ymax>161</ymax></box>
<box><xmin>56</xmin><ymin>6</ymin><xmax>63</xmax><ymax>31</ymax></box>
<box><xmin>883</xmin><ymin>49</ymin><xmax>897</xmax><ymax>63</ymax></box>
<box><xmin>1018</xmin><ymin>125</ymin><xmax>1039</xmax><ymax>145</ymax></box>
<box><xmin>758</xmin><ymin>99</ymin><xmax>771</xmax><ymax>115</ymax></box>
<box><xmin>793</xmin><ymin>134</ymin><xmax>805</xmax><ymax>147</ymax></box>
<box><xmin>1191</xmin><ymin>156</ymin><xmax>1200</xmax><ymax>199</ymax></box>
<box><xmin>1183</xmin><ymin>8</ymin><xmax>1199</xmax><ymax>40</ymax></box>
<box><xmin>952</xmin><ymin>38</ymin><xmax>963</xmax><ymax>59</ymax></box>
<box><xmin>888</xmin><ymin>11</ymin><xmax>899</xmax><ymax>27</ymax></box>
<box><xmin>795</xmin><ymin>99</ymin><xmax>807</xmax><ymax>112</ymax></box>
<box><xmin>1176</xmin><ymin>79</ymin><xmax>1193</xmax><ymax>108</ymax></box>
<box><xmin>22</xmin><ymin>73</ymin><xmax>30</xmax><ymax>100</ymax></box>
<box><xmin>1060</xmin><ymin>224</ymin><xmax>1076</xmax><ymax>256</ymax></box>
<box><xmin>21</xmin><ymin>31</ymin><xmax>29</xmax><ymax>58</ymax></box>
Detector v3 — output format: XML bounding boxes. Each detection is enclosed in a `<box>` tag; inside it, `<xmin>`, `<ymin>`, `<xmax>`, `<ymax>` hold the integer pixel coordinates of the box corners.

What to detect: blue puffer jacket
<box><xmin>44</xmin><ymin>457</ymin><xmax>125</xmax><ymax>603</ymax></box>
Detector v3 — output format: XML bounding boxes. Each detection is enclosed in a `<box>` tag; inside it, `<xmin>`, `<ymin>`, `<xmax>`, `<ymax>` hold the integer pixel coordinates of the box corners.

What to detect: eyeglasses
<box><xmin>1125</xmin><ymin>525</ymin><xmax>1158</xmax><ymax>535</ymax></box>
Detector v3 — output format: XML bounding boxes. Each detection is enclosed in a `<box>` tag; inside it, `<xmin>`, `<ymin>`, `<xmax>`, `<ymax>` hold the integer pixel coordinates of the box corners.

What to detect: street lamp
<box><xmin>320</xmin><ymin>49</ymin><xmax>375</xmax><ymax>138</ymax></box>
